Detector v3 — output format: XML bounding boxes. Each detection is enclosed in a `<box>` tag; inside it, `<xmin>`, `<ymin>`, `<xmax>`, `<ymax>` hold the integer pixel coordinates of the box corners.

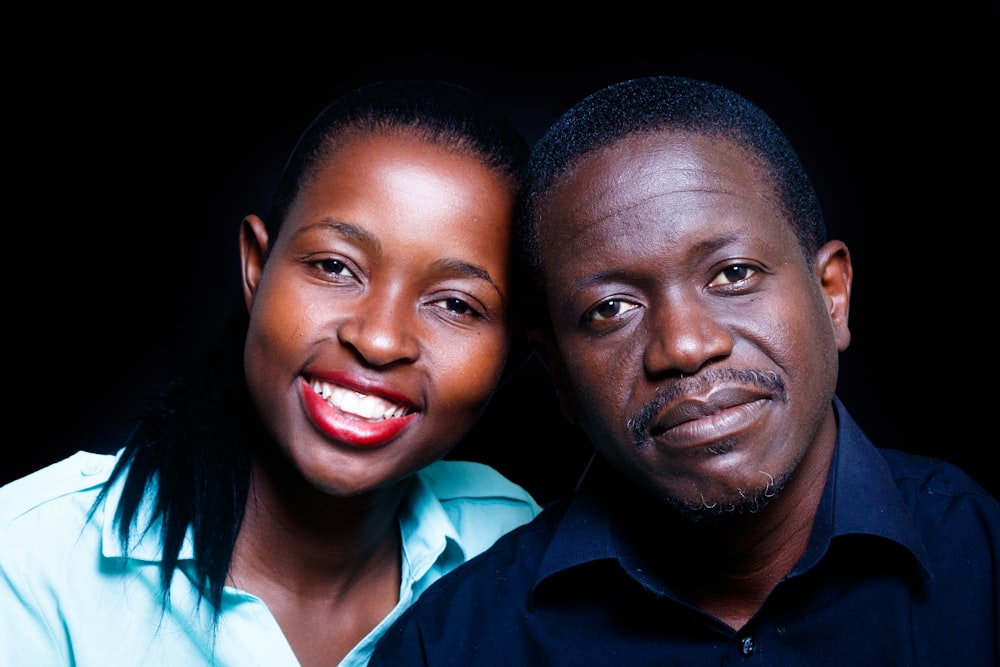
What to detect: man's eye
<box><xmin>710</xmin><ymin>265</ymin><xmax>756</xmax><ymax>286</ymax></box>
<box><xmin>585</xmin><ymin>299</ymin><xmax>637</xmax><ymax>322</ymax></box>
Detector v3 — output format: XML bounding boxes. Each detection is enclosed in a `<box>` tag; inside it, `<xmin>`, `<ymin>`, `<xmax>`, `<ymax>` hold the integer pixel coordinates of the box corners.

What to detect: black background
<box><xmin>8</xmin><ymin>49</ymin><xmax>997</xmax><ymax>502</ymax></box>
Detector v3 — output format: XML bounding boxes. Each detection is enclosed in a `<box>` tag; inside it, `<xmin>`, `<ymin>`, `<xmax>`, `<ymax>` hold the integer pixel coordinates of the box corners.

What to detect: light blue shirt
<box><xmin>0</xmin><ymin>450</ymin><xmax>541</xmax><ymax>666</ymax></box>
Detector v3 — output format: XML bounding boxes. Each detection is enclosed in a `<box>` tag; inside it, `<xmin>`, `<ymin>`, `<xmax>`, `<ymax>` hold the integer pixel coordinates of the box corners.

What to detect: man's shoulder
<box><xmin>878</xmin><ymin>447</ymin><xmax>998</xmax><ymax>506</ymax></box>
<box><xmin>874</xmin><ymin>447</ymin><xmax>1000</xmax><ymax>563</ymax></box>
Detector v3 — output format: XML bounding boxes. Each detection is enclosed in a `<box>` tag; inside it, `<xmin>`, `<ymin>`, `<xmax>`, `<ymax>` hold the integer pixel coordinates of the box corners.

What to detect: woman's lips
<box><xmin>299</xmin><ymin>377</ymin><xmax>418</xmax><ymax>447</ymax></box>
<box><xmin>311</xmin><ymin>377</ymin><xmax>410</xmax><ymax>419</ymax></box>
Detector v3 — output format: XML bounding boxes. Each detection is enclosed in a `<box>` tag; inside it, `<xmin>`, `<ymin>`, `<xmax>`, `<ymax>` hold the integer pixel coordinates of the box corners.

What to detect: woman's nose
<box><xmin>336</xmin><ymin>290</ymin><xmax>420</xmax><ymax>367</ymax></box>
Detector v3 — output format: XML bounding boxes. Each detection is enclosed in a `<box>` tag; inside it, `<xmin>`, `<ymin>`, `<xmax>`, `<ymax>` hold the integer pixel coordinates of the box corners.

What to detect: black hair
<box><xmin>93</xmin><ymin>79</ymin><xmax>529</xmax><ymax>620</ymax></box>
<box><xmin>265</xmin><ymin>79</ymin><xmax>529</xmax><ymax>242</ymax></box>
<box><xmin>514</xmin><ymin>75</ymin><xmax>826</xmax><ymax>319</ymax></box>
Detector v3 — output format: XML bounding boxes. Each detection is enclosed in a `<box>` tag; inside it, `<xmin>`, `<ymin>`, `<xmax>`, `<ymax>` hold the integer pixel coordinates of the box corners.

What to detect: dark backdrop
<box><xmin>9</xmin><ymin>53</ymin><xmax>996</xmax><ymax>502</ymax></box>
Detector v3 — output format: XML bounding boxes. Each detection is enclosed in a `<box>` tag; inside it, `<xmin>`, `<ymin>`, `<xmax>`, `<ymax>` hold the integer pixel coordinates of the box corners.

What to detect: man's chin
<box><xmin>662</xmin><ymin>476</ymin><xmax>788</xmax><ymax>524</ymax></box>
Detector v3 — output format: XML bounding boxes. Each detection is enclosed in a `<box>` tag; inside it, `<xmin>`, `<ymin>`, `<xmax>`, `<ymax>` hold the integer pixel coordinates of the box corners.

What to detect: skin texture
<box><xmin>233</xmin><ymin>132</ymin><xmax>515</xmax><ymax>664</ymax></box>
<box><xmin>534</xmin><ymin>130</ymin><xmax>852</xmax><ymax>628</ymax></box>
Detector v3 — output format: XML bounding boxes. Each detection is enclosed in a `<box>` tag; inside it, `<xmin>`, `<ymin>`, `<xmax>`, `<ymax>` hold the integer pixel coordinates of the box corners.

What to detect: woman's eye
<box><xmin>432</xmin><ymin>297</ymin><xmax>481</xmax><ymax>317</ymax></box>
<box><xmin>316</xmin><ymin>258</ymin><xmax>352</xmax><ymax>278</ymax></box>
<box><xmin>710</xmin><ymin>264</ymin><xmax>756</xmax><ymax>286</ymax></box>
<box><xmin>585</xmin><ymin>298</ymin><xmax>637</xmax><ymax>322</ymax></box>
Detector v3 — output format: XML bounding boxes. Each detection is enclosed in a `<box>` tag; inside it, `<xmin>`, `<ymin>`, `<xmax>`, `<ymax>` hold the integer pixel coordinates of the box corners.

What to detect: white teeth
<box><xmin>340</xmin><ymin>392</ymin><xmax>360</xmax><ymax>414</ymax></box>
<box><xmin>357</xmin><ymin>395</ymin><xmax>384</xmax><ymax>419</ymax></box>
<box><xmin>310</xmin><ymin>379</ymin><xmax>407</xmax><ymax>420</ymax></box>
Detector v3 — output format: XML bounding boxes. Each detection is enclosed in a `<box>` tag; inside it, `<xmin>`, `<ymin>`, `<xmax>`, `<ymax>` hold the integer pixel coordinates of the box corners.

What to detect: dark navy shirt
<box><xmin>371</xmin><ymin>398</ymin><xmax>1000</xmax><ymax>666</ymax></box>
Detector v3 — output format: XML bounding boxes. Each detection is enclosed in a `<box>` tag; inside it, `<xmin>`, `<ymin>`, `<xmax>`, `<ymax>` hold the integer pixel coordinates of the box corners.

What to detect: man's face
<box><xmin>535</xmin><ymin>130</ymin><xmax>850</xmax><ymax>517</ymax></box>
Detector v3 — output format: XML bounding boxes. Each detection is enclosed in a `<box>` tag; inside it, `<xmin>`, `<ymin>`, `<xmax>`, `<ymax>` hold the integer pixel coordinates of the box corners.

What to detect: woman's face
<box><xmin>241</xmin><ymin>133</ymin><xmax>515</xmax><ymax>497</ymax></box>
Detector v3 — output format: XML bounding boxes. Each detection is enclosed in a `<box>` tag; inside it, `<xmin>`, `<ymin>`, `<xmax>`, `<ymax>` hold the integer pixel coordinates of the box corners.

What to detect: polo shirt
<box><xmin>0</xmin><ymin>450</ymin><xmax>540</xmax><ymax>666</ymax></box>
<box><xmin>371</xmin><ymin>398</ymin><xmax>1000</xmax><ymax>665</ymax></box>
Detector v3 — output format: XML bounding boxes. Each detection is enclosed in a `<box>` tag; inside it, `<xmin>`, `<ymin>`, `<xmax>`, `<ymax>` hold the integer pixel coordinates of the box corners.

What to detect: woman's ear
<box><xmin>526</xmin><ymin>325</ymin><xmax>579</xmax><ymax>425</ymax></box>
<box><xmin>240</xmin><ymin>215</ymin><xmax>270</xmax><ymax>312</ymax></box>
<box><xmin>816</xmin><ymin>239</ymin><xmax>853</xmax><ymax>352</ymax></box>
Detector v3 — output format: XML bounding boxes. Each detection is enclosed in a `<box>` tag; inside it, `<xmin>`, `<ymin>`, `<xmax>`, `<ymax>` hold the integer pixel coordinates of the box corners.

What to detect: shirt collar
<box><xmin>537</xmin><ymin>457</ymin><xmax>617</xmax><ymax>583</ymax></box>
<box><xmin>537</xmin><ymin>397</ymin><xmax>932</xmax><ymax>590</ymax></box>
<box><xmin>798</xmin><ymin>396</ymin><xmax>931</xmax><ymax>574</ymax></box>
<box><xmin>397</xmin><ymin>471</ymin><xmax>465</xmax><ymax>585</ymax></box>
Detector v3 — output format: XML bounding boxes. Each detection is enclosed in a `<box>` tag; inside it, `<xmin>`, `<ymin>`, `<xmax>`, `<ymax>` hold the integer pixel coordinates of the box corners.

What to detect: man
<box><xmin>370</xmin><ymin>76</ymin><xmax>1000</xmax><ymax>665</ymax></box>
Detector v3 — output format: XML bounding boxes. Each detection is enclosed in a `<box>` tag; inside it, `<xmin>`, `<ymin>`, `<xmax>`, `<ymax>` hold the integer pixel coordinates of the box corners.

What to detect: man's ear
<box><xmin>240</xmin><ymin>214</ymin><xmax>270</xmax><ymax>312</ymax></box>
<box><xmin>526</xmin><ymin>325</ymin><xmax>579</xmax><ymax>425</ymax></box>
<box><xmin>816</xmin><ymin>239</ymin><xmax>853</xmax><ymax>352</ymax></box>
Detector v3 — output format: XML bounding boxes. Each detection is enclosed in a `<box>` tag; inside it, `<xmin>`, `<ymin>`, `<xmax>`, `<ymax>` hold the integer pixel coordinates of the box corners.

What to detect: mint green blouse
<box><xmin>0</xmin><ymin>450</ymin><xmax>540</xmax><ymax>666</ymax></box>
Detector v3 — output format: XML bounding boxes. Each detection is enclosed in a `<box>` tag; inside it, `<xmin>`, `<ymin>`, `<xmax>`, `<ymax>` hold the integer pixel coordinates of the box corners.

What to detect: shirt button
<box><xmin>81</xmin><ymin>463</ymin><xmax>104</xmax><ymax>476</ymax></box>
<box><xmin>740</xmin><ymin>635</ymin><xmax>756</xmax><ymax>656</ymax></box>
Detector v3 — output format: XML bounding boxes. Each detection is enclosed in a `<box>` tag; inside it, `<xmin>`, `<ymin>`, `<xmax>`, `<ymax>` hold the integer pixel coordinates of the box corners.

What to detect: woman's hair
<box><xmin>265</xmin><ymin>78</ymin><xmax>529</xmax><ymax>241</ymax></box>
<box><xmin>95</xmin><ymin>80</ymin><xmax>529</xmax><ymax>616</ymax></box>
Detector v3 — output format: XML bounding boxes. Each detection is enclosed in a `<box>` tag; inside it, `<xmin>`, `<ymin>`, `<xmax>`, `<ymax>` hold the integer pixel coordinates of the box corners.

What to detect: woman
<box><xmin>0</xmin><ymin>79</ymin><xmax>540</xmax><ymax>666</ymax></box>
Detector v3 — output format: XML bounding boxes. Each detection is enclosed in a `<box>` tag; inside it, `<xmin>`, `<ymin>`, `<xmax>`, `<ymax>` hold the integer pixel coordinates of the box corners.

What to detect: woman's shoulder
<box><xmin>417</xmin><ymin>459</ymin><xmax>539</xmax><ymax>507</ymax></box>
<box><xmin>408</xmin><ymin>460</ymin><xmax>542</xmax><ymax>565</ymax></box>
<box><xmin>0</xmin><ymin>450</ymin><xmax>121</xmax><ymax>528</ymax></box>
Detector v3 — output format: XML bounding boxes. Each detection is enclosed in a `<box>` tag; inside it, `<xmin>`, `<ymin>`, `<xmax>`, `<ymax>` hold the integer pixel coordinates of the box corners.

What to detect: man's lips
<box><xmin>649</xmin><ymin>387</ymin><xmax>772</xmax><ymax>436</ymax></box>
<box><xmin>299</xmin><ymin>376</ymin><xmax>418</xmax><ymax>448</ymax></box>
<box><xmin>629</xmin><ymin>369</ymin><xmax>787</xmax><ymax>446</ymax></box>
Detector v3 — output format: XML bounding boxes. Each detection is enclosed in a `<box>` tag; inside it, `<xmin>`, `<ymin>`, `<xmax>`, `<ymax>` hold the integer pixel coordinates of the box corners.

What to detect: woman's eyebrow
<box><xmin>431</xmin><ymin>257</ymin><xmax>503</xmax><ymax>300</ymax></box>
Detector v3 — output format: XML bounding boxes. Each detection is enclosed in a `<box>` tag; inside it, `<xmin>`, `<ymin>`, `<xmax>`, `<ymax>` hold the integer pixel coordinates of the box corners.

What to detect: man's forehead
<box><xmin>540</xmin><ymin>131</ymin><xmax>766</xmax><ymax>224</ymax></box>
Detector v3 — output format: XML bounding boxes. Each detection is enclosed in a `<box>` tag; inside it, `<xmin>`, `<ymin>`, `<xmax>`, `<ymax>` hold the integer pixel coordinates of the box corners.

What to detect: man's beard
<box><xmin>660</xmin><ymin>467</ymin><xmax>790</xmax><ymax>524</ymax></box>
